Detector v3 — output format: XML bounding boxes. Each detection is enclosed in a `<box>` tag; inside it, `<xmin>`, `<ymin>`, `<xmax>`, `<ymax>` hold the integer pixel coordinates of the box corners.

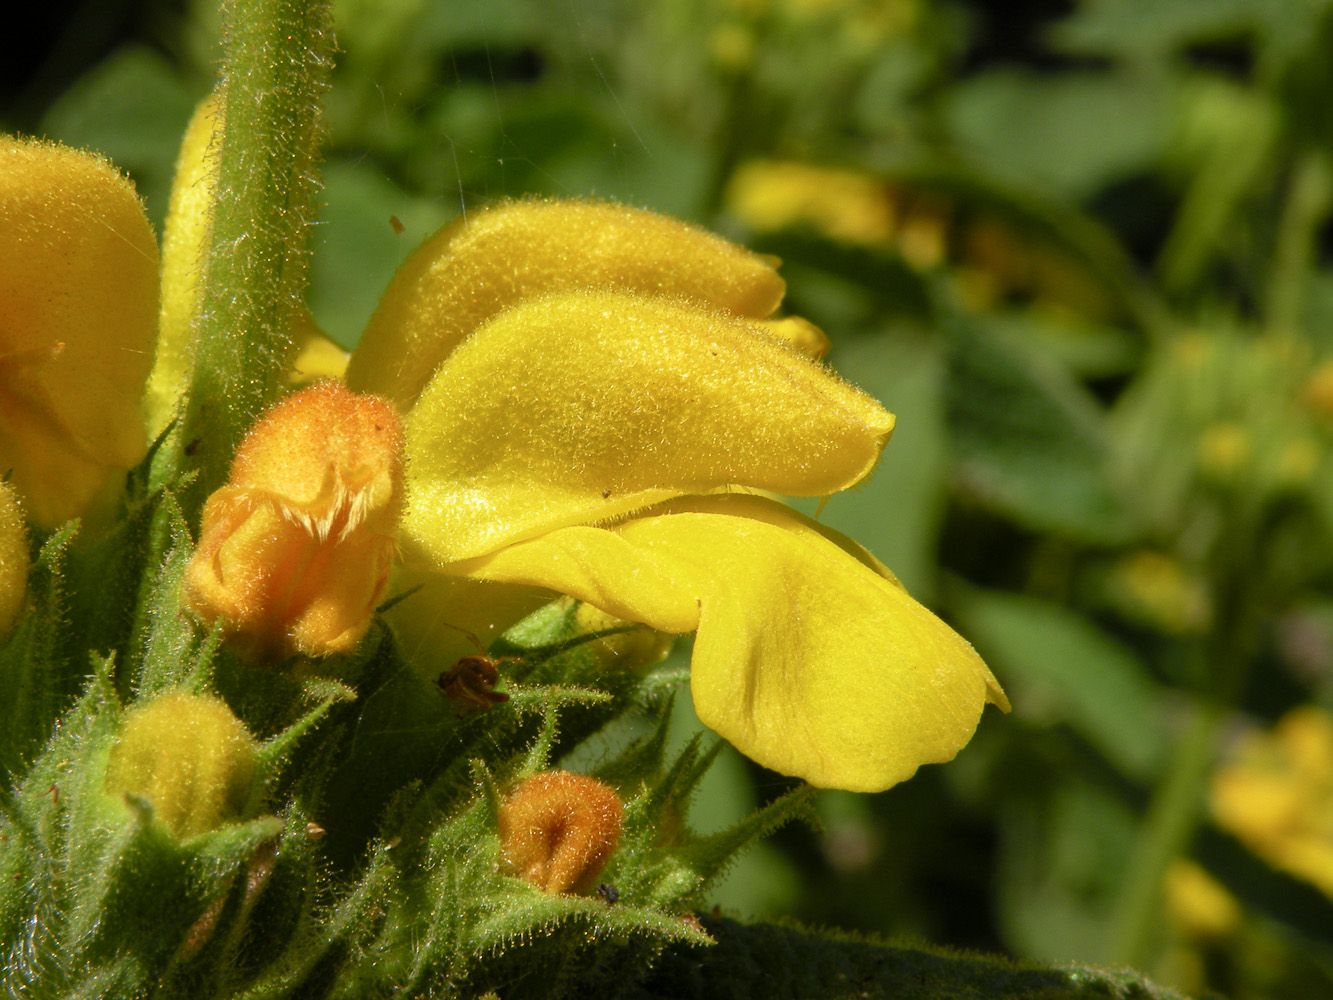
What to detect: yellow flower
<box><xmin>344</xmin><ymin>198</ymin><xmax>1008</xmax><ymax>794</ymax></box>
<box><xmin>1</xmin><ymin>137</ymin><xmax>159</xmax><ymax>528</ymax></box>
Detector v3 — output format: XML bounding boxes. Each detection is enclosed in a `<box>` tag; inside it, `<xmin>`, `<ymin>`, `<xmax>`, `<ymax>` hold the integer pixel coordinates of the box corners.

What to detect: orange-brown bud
<box><xmin>183</xmin><ymin>381</ymin><xmax>403</xmax><ymax>658</ymax></box>
<box><xmin>497</xmin><ymin>771</ymin><xmax>623</xmax><ymax>894</ymax></box>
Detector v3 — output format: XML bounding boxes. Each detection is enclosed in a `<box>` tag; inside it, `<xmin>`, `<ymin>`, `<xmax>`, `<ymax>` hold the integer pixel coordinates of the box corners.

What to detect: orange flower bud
<box><xmin>183</xmin><ymin>381</ymin><xmax>403</xmax><ymax>658</ymax></box>
<box><xmin>497</xmin><ymin>771</ymin><xmax>623</xmax><ymax>894</ymax></box>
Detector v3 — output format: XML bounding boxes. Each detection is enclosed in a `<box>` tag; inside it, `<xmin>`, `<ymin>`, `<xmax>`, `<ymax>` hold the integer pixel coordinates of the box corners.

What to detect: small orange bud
<box><xmin>183</xmin><ymin>381</ymin><xmax>403</xmax><ymax>658</ymax></box>
<box><xmin>497</xmin><ymin>771</ymin><xmax>623</xmax><ymax>894</ymax></box>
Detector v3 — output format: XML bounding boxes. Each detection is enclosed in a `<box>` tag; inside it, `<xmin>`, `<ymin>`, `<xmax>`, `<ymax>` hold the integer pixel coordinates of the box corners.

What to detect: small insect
<box><xmin>435</xmin><ymin>624</ymin><xmax>518</xmax><ymax>713</ymax></box>
<box><xmin>601</xmin><ymin>487</ymin><xmax>612</xmax><ymax>499</ymax></box>
<box><xmin>389</xmin><ymin>214</ymin><xmax>405</xmax><ymax>234</ymax></box>
<box><xmin>596</xmin><ymin>882</ymin><xmax>619</xmax><ymax>905</ymax></box>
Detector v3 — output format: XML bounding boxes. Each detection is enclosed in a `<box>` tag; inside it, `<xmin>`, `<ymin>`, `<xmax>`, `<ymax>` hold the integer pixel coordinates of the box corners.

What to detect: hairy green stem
<box><xmin>178</xmin><ymin>0</ymin><xmax>334</xmax><ymax>500</ymax></box>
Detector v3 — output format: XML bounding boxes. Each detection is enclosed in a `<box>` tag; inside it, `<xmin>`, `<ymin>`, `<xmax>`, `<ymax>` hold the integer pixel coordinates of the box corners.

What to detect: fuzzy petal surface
<box><xmin>449</xmin><ymin>494</ymin><xmax>1006</xmax><ymax>792</ymax></box>
<box><xmin>346</xmin><ymin>198</ymin><xmax>789</xmax><ymax>410</ymax></box>
<box><xmin>147</xmin><ymin>91</ymin><xmax>221</xmax><ymax>436</ymax></box>
<box><xmin>1</xmin><ymin>137</ymin><xmax>158</xmax><ymax>526</ymax></box>
<box><xmin>403</xmin><ymin>291</ymin><xmax>894</xmax><ymax>563</ymax></box>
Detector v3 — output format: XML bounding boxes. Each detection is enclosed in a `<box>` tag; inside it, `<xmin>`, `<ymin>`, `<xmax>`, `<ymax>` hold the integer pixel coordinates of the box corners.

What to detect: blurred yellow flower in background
<box><xmin>1212</xmin><ymin>706</ymin><xmax>1333</xmax><ymax>897</ymax></box>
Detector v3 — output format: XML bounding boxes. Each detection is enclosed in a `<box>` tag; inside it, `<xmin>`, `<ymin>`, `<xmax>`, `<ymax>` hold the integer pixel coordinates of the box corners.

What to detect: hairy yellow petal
<box><xmin>448</xmin><ymin>493</ymin><xmax>1006</xmax><ymax>792</ymax></box>
<box><xmin>1</xmin><ymin>137</ymin><xmax>158</xmax><ymax>527</ymax></box>
<box><xmin>147</xmin><ymin>91</ymin><xmax>221</xmax><ymax>437</ymax></box>
<box><xmin>403</xmin><ymin>291</ymin><xmax>893</xmax><ymax>563</ymax></box>
<box><xmin>287</xmin><ymin>310</ymin><xmax>350</xmax><ymax>384</ymax></box>
<box><xmin>443</xmin><ymin>525</ymin><xmax>701</xmax><ymax>634</ymax></box>
<box><xmin>347</xmin><ymin>198</ymin><xmax>789</xmax><ymax>410</ymax></box>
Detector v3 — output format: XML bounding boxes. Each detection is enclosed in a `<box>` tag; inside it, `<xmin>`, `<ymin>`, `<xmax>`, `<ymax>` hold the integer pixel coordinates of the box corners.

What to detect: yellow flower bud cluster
<box><xmin>1211</xmin><ymin>706</ymin><xmax>1333</xmax><ymax>898</ymax></box>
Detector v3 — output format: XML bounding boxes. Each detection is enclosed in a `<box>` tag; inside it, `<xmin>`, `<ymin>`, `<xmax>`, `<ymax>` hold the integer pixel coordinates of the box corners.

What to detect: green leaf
<box><xmin>0</xmin><ymin>522</ymin><xmax>79</xmax><ymax>783</ymax></box>
<box><xmin>944</xmin><ymin>316</ymin><xmax>1129</xmax><ymax>542</ymax></box>
<box><xmin>629</xmin><ymin>917</ymin><xmax>1195</xmax><ymax>1000</ymax></box>
<box><xmin>943</xmin><ymin>70</ymin><xmax>1175</xmax><ymax>201</ymax></box>
<box><xmin>952</xmin><ymin>587</ymin><xmax>1167</xmax><ymax>781</ymax></box>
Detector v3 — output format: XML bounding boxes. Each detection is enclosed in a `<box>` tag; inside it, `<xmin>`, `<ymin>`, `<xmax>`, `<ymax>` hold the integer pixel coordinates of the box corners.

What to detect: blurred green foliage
<box><xmin>11</xmin><ymin>0</ymin><xmax>1333</xmax><ymax>996</ymax></box>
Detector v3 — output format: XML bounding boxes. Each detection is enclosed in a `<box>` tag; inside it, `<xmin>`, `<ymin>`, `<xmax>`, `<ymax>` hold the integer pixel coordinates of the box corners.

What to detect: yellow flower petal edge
<box><xmin>446</xmin><ymin>493</ymin><xmax>1008</xmax><ymax>792</ymax></box>
<box><xmin>147</xmin><ymin>90</ymin><xmax>222</xmax><ymax>437</ymax></box>
<box><xmin>1</xmin><ymin>136</ymin><xmax>158</xmax><ymax>527</ymax></box>
<box><xmin>403</xmin><ymin>290</ymin><xmax>894</xmax><ymax>564</ymax></box>
<box><xmin>346</xmin><ymin>198</ymin><xmax>790</xmax><ymax>410</ymax></box>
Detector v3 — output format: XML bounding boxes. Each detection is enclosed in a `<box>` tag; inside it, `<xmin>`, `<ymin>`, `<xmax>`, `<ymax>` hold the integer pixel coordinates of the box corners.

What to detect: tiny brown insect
<box><xmin>389</xmin><ymin>214</ymin><xmax>405</xmax><ymax>234</ymax></box>
<box><xmin>435</xmin><ymin>624</ymin><xmax>518</xmax><ymax>713</ymax></box>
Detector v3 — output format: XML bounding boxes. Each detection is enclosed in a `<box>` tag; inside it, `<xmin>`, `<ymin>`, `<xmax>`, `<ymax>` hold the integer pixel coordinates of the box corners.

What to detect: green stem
<box><xmin>1105</xmin><ymin>694</ymin><xmax>1227</xmax><ymax>967</ymax></box>
<box><xmin>1107</xmin><ymin>540</ymin><xmax>1259</xmax><ymax>969</ymax></box>
<box><xmin>177</xmin><ymin>0</ymin><xmax>334</xmax><ymax>501</ymax></box>
<box><xmin>1267</xmin><ymin>149</ymin><xmax>1331</xmax><ymax>335</ymax></box>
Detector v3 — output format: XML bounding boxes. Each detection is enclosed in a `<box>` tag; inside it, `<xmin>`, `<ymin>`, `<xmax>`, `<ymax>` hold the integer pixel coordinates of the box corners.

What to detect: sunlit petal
<box><xmin>448</xmin><ymin>493</ymin><xmax>1006</xmax><ymax>792</ymax></box>
<box><xmin>403</xmin><ymin>290</ymin><xmax>894</xmax><ymax>563</ymax></box>
<box><xmin>148</xmin><ymin>90</ymin><xmax>221</xmax><ymax>437</ymax></box>
<box><xmin>346</xmin><ymin>198</ymin><xmax>790</xmax><ymax>410</ymax></box>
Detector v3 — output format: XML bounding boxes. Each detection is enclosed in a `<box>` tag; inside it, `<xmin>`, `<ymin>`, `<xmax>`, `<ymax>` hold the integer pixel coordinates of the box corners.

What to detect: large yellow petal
<box><xmin>1</xmin><ymin>137</ymin><xmax>158</xmax><ymax>527</ymax></box>
<box><xmin>403</xmin><ymin>291</ymin><xmax>894</xmax><ymax>563</ymax></box>
<box><xmin>448</xmin><ymin>494</ymin><xmax>1006</xmax><ymax>792</ymax></box>
<box><xmin>346</xmin><ymin>198</ymin><xmax>789</xmax><ymax>410</ymax></box>
<box><xmin>444</xmin><ymin>526</ymin><xmax>701</xmax><ymax>635</ymax></box>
